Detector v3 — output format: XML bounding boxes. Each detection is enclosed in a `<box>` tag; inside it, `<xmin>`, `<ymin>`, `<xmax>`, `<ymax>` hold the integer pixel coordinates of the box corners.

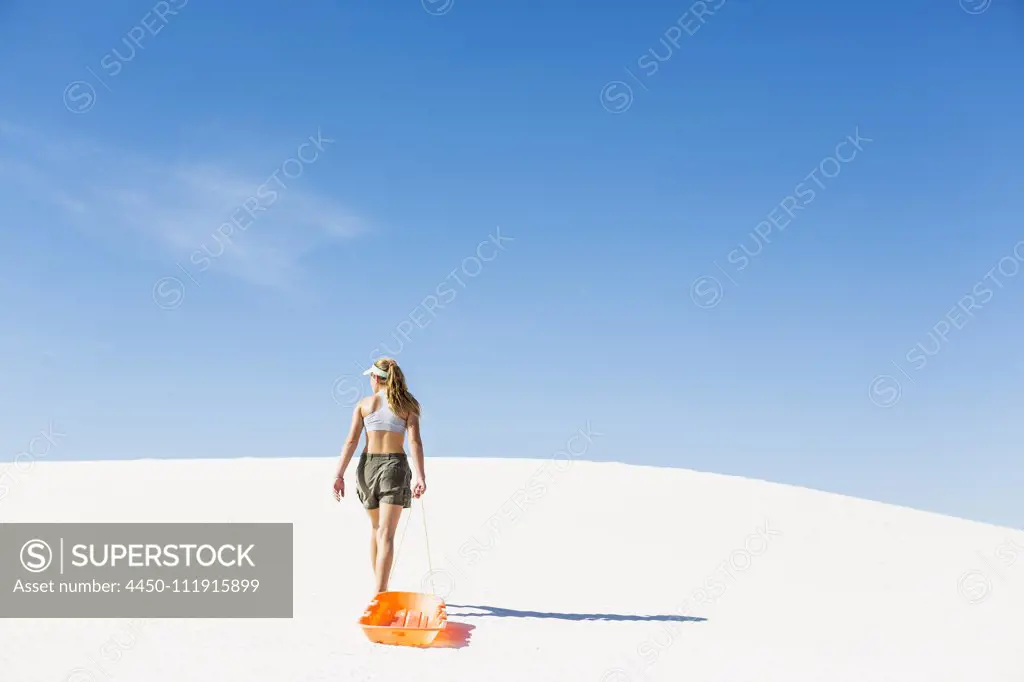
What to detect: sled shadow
<box><xmin>430</xmin><ymin>621</ymin><xmax>474</xmax><ymax>648</ymax></box>
<box><xmin>446</xmin><ymin>604</ymin><xmax>707</xmax><ymax>623</ymax></box>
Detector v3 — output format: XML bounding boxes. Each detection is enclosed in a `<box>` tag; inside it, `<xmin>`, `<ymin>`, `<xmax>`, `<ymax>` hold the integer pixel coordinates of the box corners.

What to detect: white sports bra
<box><xmin>363</xmin><ymin>391</ymin><xmax>407</xmax><ymax>433</ymax></box>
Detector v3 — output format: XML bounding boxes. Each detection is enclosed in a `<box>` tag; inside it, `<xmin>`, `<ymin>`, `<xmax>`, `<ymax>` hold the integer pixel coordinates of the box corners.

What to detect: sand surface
<box><xmin>1</xmin><ymin>456</ymin><xmax>1021</xmax><ymax>681</ymax></box>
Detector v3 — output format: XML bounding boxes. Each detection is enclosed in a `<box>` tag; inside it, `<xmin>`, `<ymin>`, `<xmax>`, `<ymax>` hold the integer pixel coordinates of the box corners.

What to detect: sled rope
<box><xmin>421</xmin><ymin>497</ymin><xmax>436</xmax><ymax>596</ymax></box>
<box><xmin>391</xmin><ymin>502</ymin><xmax>415</xmax><ymax>575</ymax></box>
<box><xmin>390</xmin><ymin>497</ymin><xmax>435</xmax><ymax>595</ymax></box>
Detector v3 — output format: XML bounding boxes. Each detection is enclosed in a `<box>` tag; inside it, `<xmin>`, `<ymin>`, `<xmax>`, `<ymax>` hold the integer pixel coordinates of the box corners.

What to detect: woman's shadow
<box><xmin>447</xmin><ymin>604</ymin><xmax>707</xmax><ymax>623</ymax></box>
<box><xmin>429</xmin><ymin>605</ymin><xmax>705</xmax><ymax>648</ymax></box>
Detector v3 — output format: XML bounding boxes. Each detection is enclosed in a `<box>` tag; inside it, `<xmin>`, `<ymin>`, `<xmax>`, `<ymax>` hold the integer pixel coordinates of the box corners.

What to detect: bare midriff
<box><xmin>365</xmin><ymin>430</ymin><xmax>406</xmax><ymax>455</ymax></box>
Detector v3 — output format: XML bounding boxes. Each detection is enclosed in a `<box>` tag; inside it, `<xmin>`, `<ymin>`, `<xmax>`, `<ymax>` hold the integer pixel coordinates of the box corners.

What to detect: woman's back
<box><xmin>362</xmin><ymin>392</ymin><xmax>408</xmax><ymax>454</ymax></box>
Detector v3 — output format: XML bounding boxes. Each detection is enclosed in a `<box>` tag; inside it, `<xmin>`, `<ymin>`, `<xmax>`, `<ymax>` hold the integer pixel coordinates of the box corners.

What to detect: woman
<box><xmin>333</xmin><ymin>357</ymin><xmax>426</xmax><ymax>595</ymax></box>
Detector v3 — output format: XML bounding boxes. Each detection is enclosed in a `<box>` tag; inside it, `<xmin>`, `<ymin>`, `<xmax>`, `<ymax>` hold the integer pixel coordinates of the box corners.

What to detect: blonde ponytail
<box><xmin>375</xmin><ymin>357</ymin><xmax>420</xmax><ymax>418</ymax></box>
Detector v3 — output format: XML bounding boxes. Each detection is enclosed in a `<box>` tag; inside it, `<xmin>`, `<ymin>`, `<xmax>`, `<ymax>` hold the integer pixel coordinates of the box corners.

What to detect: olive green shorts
<box><xmin>356</xmin><ymin>452</ymin><xmax>412</xmax><ymax>510</ymax></box>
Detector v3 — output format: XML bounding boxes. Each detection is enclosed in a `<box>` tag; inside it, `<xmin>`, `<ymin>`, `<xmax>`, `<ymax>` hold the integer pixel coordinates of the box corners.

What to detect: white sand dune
<box><xmin>1</xmin><ymin>456</ymin><xmax>1021</xmax><ymax>681</ymax></box>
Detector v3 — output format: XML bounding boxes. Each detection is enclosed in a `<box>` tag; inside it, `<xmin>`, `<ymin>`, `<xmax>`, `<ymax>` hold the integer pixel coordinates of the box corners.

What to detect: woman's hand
<box><xmin>412</xmin><ymin>476</ymin><xmax>426</xmax><ymax>499</ymax></box>
<box><xmin>333</xmin><ymin>475</ymin><xmax>345</xmax><ymax>501</ymax></box>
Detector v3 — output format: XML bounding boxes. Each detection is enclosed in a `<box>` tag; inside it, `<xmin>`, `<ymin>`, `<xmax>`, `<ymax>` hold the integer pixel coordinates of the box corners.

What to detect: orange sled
<box><xmin>359</xmin><ymin>591</ymin><xmax>448</xmax><ymax>647</ymax></box>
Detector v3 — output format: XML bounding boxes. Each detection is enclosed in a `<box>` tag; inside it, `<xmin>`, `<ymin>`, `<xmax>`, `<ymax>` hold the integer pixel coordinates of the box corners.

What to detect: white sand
<box><xmin>0</xmin><ymin>456</ymin><xmax>1021</xmax><ymax>681</ymax></box>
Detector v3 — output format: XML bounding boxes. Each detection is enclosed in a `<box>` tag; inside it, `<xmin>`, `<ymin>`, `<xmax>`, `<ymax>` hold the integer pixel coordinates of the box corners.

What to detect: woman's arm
<box><xmin>407</xmin><ymin>412</ymin><xmax>426</xmax><ymax>497</ymax></box>
<box><xmin>335</xmin><ymin>403</ymin><xmax>364</xmax><ymax>480</ymax></box>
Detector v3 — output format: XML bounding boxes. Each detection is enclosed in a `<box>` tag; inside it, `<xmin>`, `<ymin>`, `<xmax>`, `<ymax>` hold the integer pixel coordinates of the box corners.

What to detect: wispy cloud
<box><xmin>0</xmin><ymin>122</ymin><xmax>367</xmax><ymax>289</ymax></box>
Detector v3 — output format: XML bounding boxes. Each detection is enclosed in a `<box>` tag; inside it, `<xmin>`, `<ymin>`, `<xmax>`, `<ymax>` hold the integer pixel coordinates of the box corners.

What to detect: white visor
<box><xmin>362</xmin><ymin>365</ymin><xmax>388</xmax><ymax>379</ymax></box>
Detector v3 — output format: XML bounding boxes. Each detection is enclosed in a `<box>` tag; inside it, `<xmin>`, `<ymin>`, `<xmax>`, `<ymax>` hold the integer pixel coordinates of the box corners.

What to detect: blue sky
<box><xmin>1</xmin><ymin>0</ymin><xmax>1022</xmax><ymax>528</ymax></box>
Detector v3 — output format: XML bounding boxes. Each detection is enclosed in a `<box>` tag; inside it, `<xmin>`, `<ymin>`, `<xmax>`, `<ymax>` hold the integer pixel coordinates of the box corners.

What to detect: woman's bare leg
<box><xmin>366</xmin><ymin>508</ymin><xmax>380</xmax><ymax>577</ymax></box>
<box><xmin>374</xmin><ymin>503</ymin><xmax>404</xmax><ymax>594</ymax></box>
